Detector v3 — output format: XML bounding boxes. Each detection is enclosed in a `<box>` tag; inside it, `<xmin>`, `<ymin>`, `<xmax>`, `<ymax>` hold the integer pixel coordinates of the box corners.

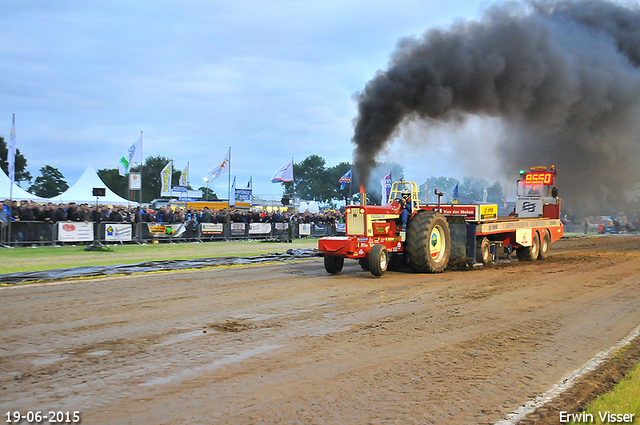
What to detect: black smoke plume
<box><xmin>352</xmin><ymin>0</ymin><xmax>640</xmax><ymax>214</ymax></box>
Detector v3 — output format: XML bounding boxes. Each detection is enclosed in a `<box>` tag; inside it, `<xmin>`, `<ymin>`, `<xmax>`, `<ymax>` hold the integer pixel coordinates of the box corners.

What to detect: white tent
<box><xmin>0</xmin><ymin>170</ymin><xmax>49</xmax><ymax>202</ymax></box>
<box><xmin>50</xmin><ymin>165</ymin><xmax>136</xmax><ymax>205</ymax></box>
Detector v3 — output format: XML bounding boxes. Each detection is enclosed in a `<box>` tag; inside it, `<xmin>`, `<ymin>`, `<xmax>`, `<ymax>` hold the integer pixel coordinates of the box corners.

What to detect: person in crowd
<box><xmin>200</xmin><ymin>207</ymin><xmax>212</xmax><ymax>223</ymax></box>
<box><xmin>79</xmin><ymin>204</ymin><xmax>92</xmax><ymax>222</ymax></box>
<box><xmin>109</xmin><ymin>206</ymin><xmax>124</xmax><ymax>222</ymax></box>
<box><xmin>66</xmin><ymin>202</ymin><xmax>79</xmax><ymax>221</ymax></box>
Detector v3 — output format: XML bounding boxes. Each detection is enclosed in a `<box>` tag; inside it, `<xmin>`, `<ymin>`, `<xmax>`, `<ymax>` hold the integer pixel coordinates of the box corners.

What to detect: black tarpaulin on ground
<box><xmin>0</xmin><ymin>249</ymin><xmax>321</xmax><ymax>285</ymax></box>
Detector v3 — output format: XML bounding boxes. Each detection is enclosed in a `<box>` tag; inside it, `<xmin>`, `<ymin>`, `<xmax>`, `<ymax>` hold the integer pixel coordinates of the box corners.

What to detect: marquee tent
<box><xmin>0</xmin><ymin>170</ymin><xmax>49</xmax><ymax>202</ymax></box>
<box><xmin>50</xmin><ymin>165</ymin><xmax>135</xmax><ymax>205</ymax></box>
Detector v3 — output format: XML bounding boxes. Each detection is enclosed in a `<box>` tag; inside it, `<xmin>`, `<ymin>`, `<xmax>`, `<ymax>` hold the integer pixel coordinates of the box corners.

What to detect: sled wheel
<box><xmin>476</xmin><ymin>237</ymin><xmax>491</xmax><ymax>264</ymax></box>
<box><xmin>406</xmin><ymin>211</ymin><xmax>451</xmax><ymax>273</ymax></box>
<box><xmin>369</xmin><ymin>245</ymin><xmax>388</xmax><ymax>276</ymax></box>
<box><xmin>516</xmin><ymin>232</ymin><xmax>540</xmax><ymax>261</ymax></box>
<box><xmin>539</xmin><ymin>231</ymin><xmax>550</xmax><ymax>260</ymax></box>
<box><xmin>324</xmin><ymin>255</ymin><xmax>344</xmax><ymax>274</ymax></box>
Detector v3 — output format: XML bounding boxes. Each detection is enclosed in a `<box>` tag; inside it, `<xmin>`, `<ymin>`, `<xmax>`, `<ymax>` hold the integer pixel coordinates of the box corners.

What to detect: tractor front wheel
<box><xmin>369</xmin><ymin>245</ymin><xmax>389</xmax><ymax>276</ymax></box>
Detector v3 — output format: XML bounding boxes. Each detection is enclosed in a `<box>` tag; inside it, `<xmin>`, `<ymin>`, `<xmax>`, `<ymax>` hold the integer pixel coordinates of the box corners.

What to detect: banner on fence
<box><xmin>299</xmin><ymin>223</ymin><xmax>311</xmax><ymax>236</ymax></box>
<box><xmin>146</xmin><ymin>223</ymin><xmax>187</xmax><ymax>238</ymax></box>
<box><xmin>201</xmin><ymin>223</ymin><xmax>224</xmax><ymax>235</ymax></box>
<box><xmin>104</xmin><ymin>223</ymin><xmax>132</xmax><ymax>242</ymax></box>
<box><xmin>249</xmin><ymin>223</ymin><xmax>271</xmax><ymax>235</ymax></box>
<box><xmin>313</xmin><ymin>224</ymin><xmax>327</xmax><ymax>233</ymax></box>
<box><xmin>58</xmin><ymin>222</ymin><xmax>94</xmax><ymax>242</ymax></box>
<box><xmin>274</xmin><ymin>223</ymin><xmax>289</xmax><ymax>231</ymax></box>
<box><xmin>230</xmin><ymin>222</ymin><xmax>246</xmax><ymax>236</ymax></box>
<box><xmin>336</xmin><ymin>223</ymin><xmax>346</xmax><ymax>233</ymax></box>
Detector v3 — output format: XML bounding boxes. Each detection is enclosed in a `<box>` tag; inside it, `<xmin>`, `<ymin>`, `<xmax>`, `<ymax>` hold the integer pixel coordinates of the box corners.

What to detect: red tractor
<box><xmin>319</xmin><ymin>166</ymin><xmax>563</xmax><ymax>276</ymax></box>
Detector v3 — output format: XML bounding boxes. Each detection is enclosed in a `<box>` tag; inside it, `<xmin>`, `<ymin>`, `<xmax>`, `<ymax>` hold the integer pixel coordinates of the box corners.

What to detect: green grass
<box><xmin>0</xmin><ymin>238</ymin><xmax>319</xmax><ymax>274</ymax></box>
<box><xmin>569</xmin><ymin>360</ymin><xmax>640</xmax><ymax>424</ymax></box>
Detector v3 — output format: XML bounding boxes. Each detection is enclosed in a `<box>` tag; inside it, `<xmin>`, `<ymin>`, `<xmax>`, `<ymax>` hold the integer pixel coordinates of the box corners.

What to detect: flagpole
<box><xmin>9</xmin><ymin>113</ymin><xmax>15</xmax><ymax>205</ymax></box>
<box><xmin>227</xmin><ymin>146</ymin><xmax>231</xmax><ymax>209</ymax></box>
<box><xmin>140</xmin><ymin>131</ymin><xmax>143</xmax><ymax>207</ymax></box>
<box><xmin>8</xmin><ymin>114</ymin><xmax>15</xmax><ymax>246</ymax></box>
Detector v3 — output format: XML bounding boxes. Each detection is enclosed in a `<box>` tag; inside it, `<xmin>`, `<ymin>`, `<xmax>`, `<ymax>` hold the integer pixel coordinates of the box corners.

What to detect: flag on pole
<box><xmin>118</xmin><ymin>133</ymin><xmax>143</xmax><ymax>176</ymax></box>
<box><xmin>482</xmin><ymin>186</ymin><xmax>488</xmax><ymax>203</ymax></box>
<box><xmin>339</xmin><ymin>169</ymin><xmax>352</xmax><ymax>190</ymax></box>
<box><xmin>229</xmin><ymin>176</ymin><xmax>236</xmax><ymax>207</ymax></box>
<box><xmin>381</xmin><ymin>172</ymin><xmax>392</xmax><ymax>206</ymax></box>
<box><xmin>208</xmin><ymin>150</ymin><xmax>230</xmax><ymax>180</ymax></box>
<box><xmin>271</xmin><ymin>161</ymin><xmax>294</xmax><ymax>183</ymax></box>
<box><xmin>247</xmin><ymin>177</ymin><xmax>252</xmax><ymax>189</ymax></box>
<box><xmin>180</xmin><ymin>162</ymin><xmax>189</xmax><ymax>187</ymax></box>
<box><xmin>8</xmin><ymin>114</ymin><xmax>16</xmax><ymax>185</ymax></box>
<box><xmin>160</xmin><ymin>162</ymin><xmax>172</xmax><ymax>197</ymax></box>
<box><xmin>452</xmin><ymin>183</ymin><xmax>459</xmax><ymax>204</ymax></box>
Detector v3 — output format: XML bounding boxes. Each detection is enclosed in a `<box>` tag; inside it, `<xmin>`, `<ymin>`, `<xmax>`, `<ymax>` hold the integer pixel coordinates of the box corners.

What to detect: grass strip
<box><xmin>0</xmin><ymin>239</ymin><xmax>318</xmax><ymax>274</ymax></box>
<box><xmin>572</xmin><ymin>362</ymin><xmax>640</xmax><ymax>424</ymax></box>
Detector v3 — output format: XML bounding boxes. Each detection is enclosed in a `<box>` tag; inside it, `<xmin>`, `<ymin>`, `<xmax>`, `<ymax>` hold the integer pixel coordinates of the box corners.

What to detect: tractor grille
<box><xmin>347</xmin><ymin>209</ymin><xmax>365</xmax><ymax>236</ymax></box>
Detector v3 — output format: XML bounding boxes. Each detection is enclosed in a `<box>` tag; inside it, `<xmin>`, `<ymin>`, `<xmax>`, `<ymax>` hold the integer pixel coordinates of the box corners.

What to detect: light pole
<box><xmin>203</xmin><ymin>177</ymin><xmax>210</xmax><ymax>201</ymax></box>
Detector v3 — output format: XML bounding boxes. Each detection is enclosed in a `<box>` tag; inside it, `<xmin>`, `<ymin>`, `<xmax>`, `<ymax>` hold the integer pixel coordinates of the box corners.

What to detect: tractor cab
<box><xmin>388</xmin><ymin>180</ymin><xmax>420</xmax><ymax>211</ymax></box>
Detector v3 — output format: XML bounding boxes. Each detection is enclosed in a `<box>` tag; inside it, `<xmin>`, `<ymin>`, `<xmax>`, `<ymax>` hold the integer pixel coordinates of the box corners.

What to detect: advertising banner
<box><xmin>335</xmin><ymin>223</ymin><xmax>346</xmax><ymax>233</ymax></box>
<box><xmin>249</xmin><ymin>223</ymin><xmax>271</xmax><ymax>235</ymax></box>
<box><xmin>104</xmin><ymin>223</ymin><xmax>132</xmax><ymax>242</ymax></box>
<box><xmin>231</xmin><ymin>222</ymin><xmax>246</xmax><ymax>236</ymax></box>
<box><xmin>274</xmin><ymin>223</ymin><xmax>289</xmax><ymax>231</ymax></box>
<box><xmin>313</xmin><ymin>224</ymin><xmax>327</xmax><ymax>234</ymax></box>
<box><xmin>58</xmin><ymin>222</ymin><xmax>94</xmax><ymax>242</ymax></box>
<box><xmin>146</xmin><ymin>223</ymin><xmax>187</xmax><ymax>238</ymax></box>
<box><xmin>299</xmin><ymin>223</ymin><xmax>311</xmax><ymax>236</ymax></box>
<box><xmin>201</xmin><ymin>223</ymin><xmax>224</xmax><ymax>235</ymax></box>
<box><xmin>235</xmin><ymin>188</ymin><xmax>252</xmax><ymax>202</ymax></box>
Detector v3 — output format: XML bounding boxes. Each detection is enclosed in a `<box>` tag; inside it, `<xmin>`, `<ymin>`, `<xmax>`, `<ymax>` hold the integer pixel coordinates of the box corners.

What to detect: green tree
<box><xmin>137</xmin><ymin>156</ymin><xmax>181</xmax><ymax>203</ymax></box>
<box><xmin>29</xmin><ymin>165</ymin><xmax>68</xmax><ymax>197</ymax></box>
<box><xmin>98</xmin><ymin>158</ymin><xmax>182</xmax><ymax>203</ymax></box>
<box><xmin>198</xmin><ymin>186</ymin><xmax>218</xmax><ymax>200</ymax></box>
<box><xmin>0</xmin><ymin>135</ymin><xmax>32</xmax><ymax>184</ymax></box>
<box><xmin>97</xmin><ymin>168</ymin><xmax>129</xmax><ymax>199</ymax></box>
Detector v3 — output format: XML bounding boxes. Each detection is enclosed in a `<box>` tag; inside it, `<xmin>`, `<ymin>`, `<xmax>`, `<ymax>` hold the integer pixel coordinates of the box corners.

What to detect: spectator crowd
<box><xmin>1</xmin><ymin>199</ymin><xmax>345</xmax><ymax>244</ymax></box>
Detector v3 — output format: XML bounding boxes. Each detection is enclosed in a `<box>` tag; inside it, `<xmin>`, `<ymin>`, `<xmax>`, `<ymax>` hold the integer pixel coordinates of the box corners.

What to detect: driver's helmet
<box><xmin>401</xmin><ymin>188</ymin><xmax>411</xmax><ymax>198</ymax></box>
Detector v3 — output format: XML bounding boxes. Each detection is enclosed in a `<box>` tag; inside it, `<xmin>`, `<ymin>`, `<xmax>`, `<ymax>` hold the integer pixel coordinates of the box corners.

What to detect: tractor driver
<box><xmin>400</xmin><ymin>189</ymin><xmax>412</xmax><ymax>232</ymax></box>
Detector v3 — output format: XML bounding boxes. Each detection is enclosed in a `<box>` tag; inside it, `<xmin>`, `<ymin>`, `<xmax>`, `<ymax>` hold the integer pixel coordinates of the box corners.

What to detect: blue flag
<box><xmin>452</xmin><ymin>183</ymin><xmax>459</xmax><ymax>204</ymax></box>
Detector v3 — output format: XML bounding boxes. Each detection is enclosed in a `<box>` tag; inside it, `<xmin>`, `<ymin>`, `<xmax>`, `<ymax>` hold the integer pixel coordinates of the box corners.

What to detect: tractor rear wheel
<box><xmin>324</xmin><ymin>255</ymin><xmax>344</xmax><ymax>274</ymax></box>
<box><xmin>516</xmin><ymin>232</ymin><xmax>540</xmax><ymax>261</ymax></box>
<box><xmin>369</xmin><ymin>245</ymin><xmax>389</xmax><ymax>276</ymax></box>
<box><xmin>406</xmin><ymin>211</ymin><xmax>451</xmax><ymax>273</ymax></box>
<box><xmin>476</xmin><ymin>237</ymin><xmax>491</xmax><ymax>264</ymax></box>
<box><xmin>539</xmin><ymin>231</ymin><xmax>551</xmax><ymax>260</ymax></box>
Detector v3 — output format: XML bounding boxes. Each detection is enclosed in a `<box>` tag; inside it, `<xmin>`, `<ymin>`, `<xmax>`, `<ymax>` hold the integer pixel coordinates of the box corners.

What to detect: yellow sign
<box><xmin>480</xmin><ymin>204</ymin><xmax>498</xmax><ymax>220</ymax></box>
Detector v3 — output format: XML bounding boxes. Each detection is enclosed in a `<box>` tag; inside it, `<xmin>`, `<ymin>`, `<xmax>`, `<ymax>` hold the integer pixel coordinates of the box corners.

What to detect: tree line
<box><xmin>2</xmin><ymin>136</ymin><xmax>505</xmax><ymax>205</ymax></box>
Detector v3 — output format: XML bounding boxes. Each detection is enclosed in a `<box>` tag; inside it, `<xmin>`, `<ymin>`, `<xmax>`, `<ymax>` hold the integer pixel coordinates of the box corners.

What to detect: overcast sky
<box><xmin>0</xmin><ymin>0</ymin><xmax>494</xmax><ymax>200</ymax></box>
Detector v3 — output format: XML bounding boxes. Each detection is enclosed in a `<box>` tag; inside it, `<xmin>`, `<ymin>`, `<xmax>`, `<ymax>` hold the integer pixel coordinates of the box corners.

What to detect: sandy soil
<box><xmin>1</xmin><ymin>235</ymin><xmax>640</xmax><ymax>424</ymax></box>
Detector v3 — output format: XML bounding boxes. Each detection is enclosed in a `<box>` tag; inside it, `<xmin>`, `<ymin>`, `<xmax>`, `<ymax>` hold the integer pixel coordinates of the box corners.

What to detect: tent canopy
<box><xmin>50</xmin><ymin>165</ymin><xmax>136</xmax><ymax>205</ymax></box>
<box><xmin>0</xmin><ymin>170</ymin><xmax>49</xmax><ymax>202</ymax></box>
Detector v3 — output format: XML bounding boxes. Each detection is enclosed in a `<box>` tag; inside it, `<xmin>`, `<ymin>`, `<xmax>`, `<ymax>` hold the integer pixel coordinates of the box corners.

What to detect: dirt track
<box><xmin>2</xmin><ymin>235</ymin><xmax>640</xmax><ymax>424</ymax></box>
